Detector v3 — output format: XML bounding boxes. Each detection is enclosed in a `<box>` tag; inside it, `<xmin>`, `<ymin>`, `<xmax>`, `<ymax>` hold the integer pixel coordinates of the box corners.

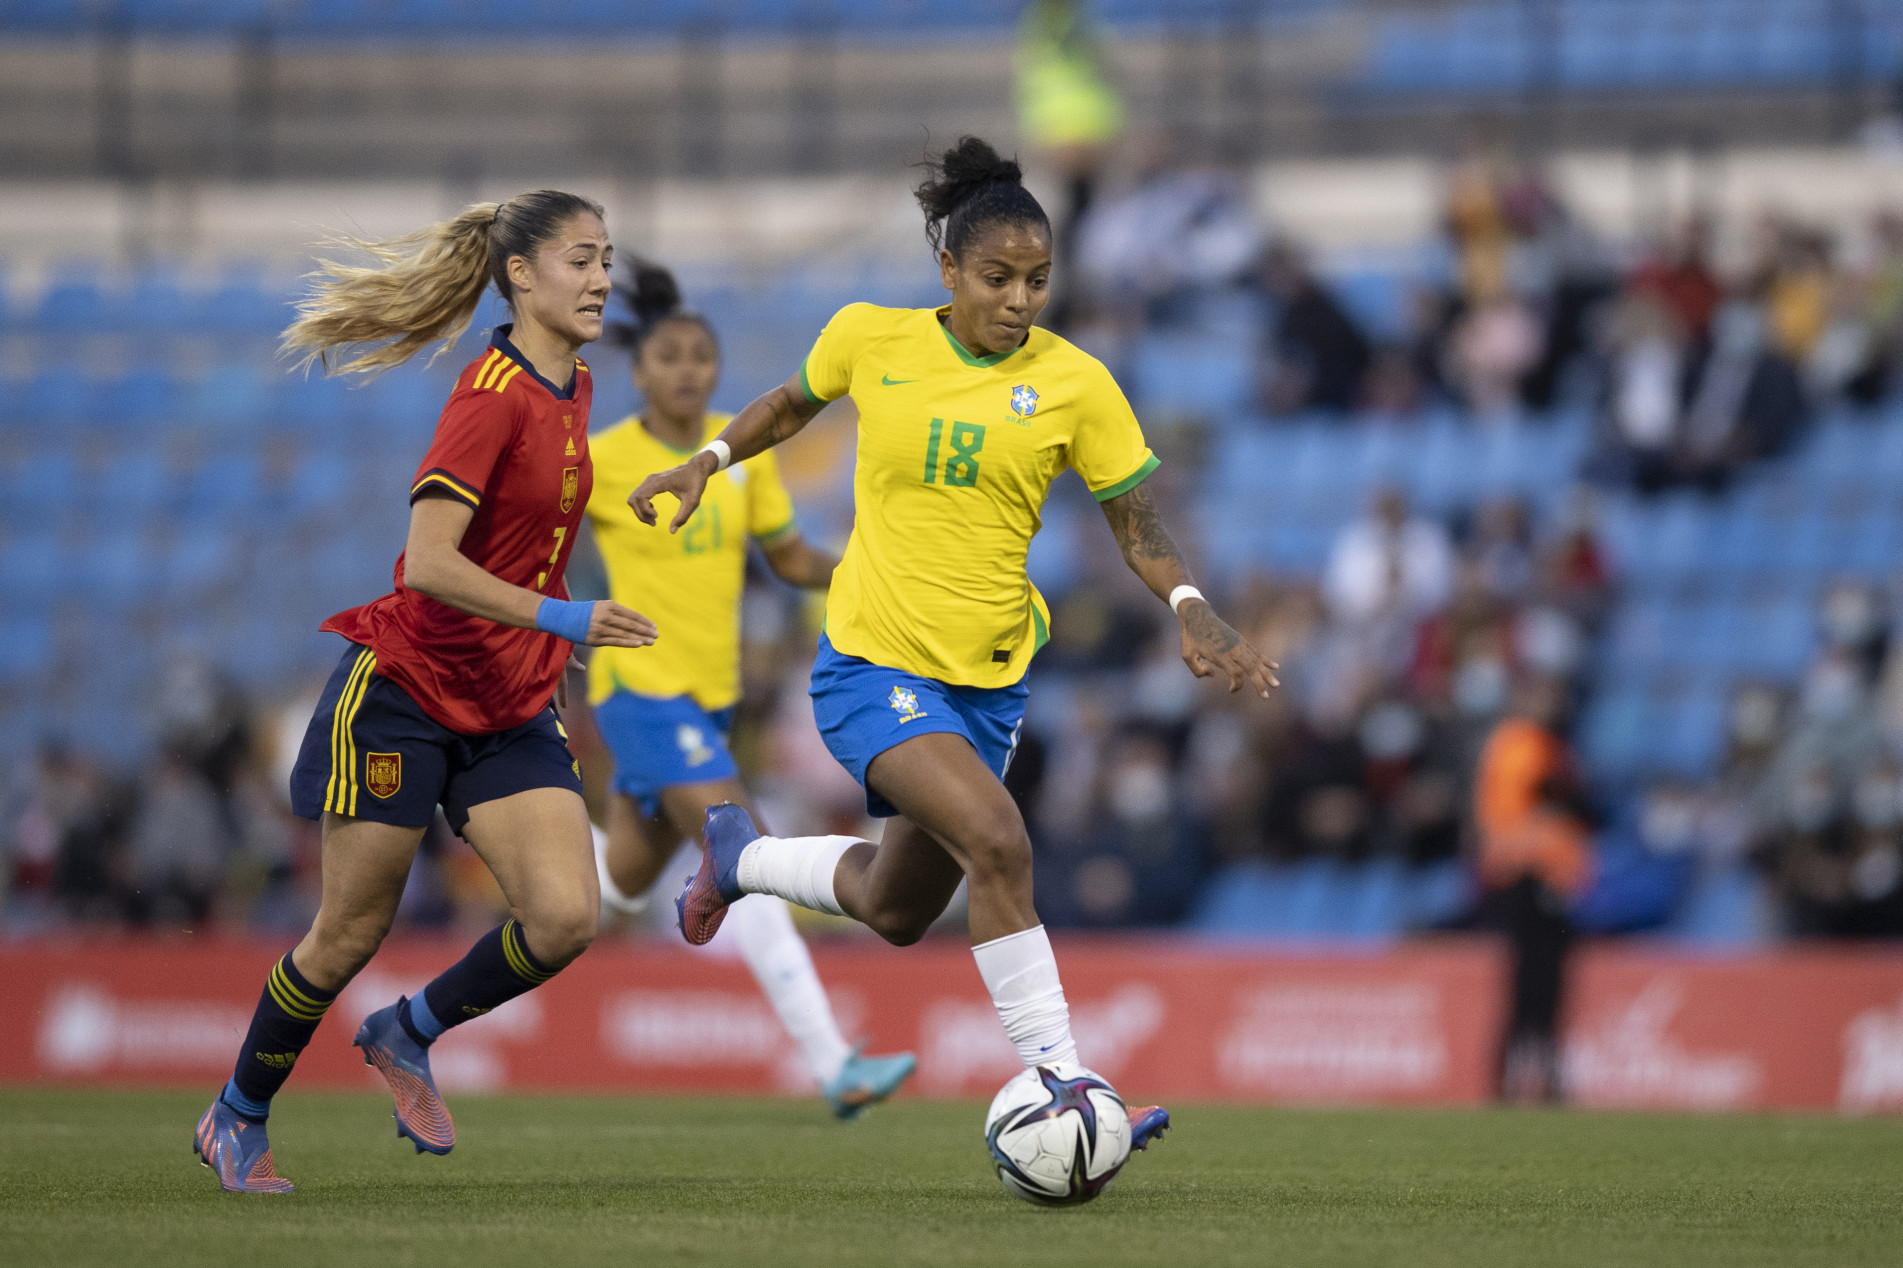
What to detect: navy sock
<box><xmin>416</xmin><ymin>919</ymin><xmax>558</xmax><ymax>1038</ymax></box>
<box><xmin>227</xmin><ymin>953</ymin><xmax>338</xmax><ymax>1118</ymax></box>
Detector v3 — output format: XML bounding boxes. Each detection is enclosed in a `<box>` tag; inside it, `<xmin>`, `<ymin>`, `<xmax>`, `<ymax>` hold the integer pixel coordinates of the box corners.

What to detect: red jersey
<box><xmin>323</xmin><ymin>327</ymin><xmax>595</xmax><ymax>735</ymax></box>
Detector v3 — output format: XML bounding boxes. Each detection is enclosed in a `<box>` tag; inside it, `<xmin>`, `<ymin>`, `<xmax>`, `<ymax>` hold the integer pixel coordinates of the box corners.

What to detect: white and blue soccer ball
<box><xmin>983</xmin><ymin>1063</ymin><xmax>1132</xmax><ymax>1206</ymax></box>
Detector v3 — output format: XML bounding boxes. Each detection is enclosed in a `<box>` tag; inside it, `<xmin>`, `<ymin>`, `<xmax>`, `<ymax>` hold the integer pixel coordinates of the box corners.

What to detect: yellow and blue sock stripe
<box><xmin>265</xmin><ymin>953</ymin><xmax>334</xmax><ymax>1024</ymax></box>
<box><xmin>499</xmin><ymin>919</ymin><xmax>557</xmax><ymax>986</ymax></box>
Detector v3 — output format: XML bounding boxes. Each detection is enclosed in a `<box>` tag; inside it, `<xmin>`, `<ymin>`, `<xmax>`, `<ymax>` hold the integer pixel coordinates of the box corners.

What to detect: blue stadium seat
<box><xmin>124</xmin><ymin>267</ymin><xmax>199</xmax><ymax>332</ymax></box>
<box><xmin>193</xmin><ymin>365</ymin><xmax>274</xmax><ymax>428</ymax></box>
<box><xmin>1603</xmin><ymin>598</ymin><xmax>1669</xmax><ymax>677</ymax></box>
<box><xmin>1652</xmin><ymin>686</ymin><xmax>1727</xmax><ymax>778</ymax></box>
<box><xmin>100</xmin><ymin>367</ymin><xmax>187</xmax><ymax>428</ymax></box>
<box><xmin>179</xmin><ymin>451</ymin><xmax>266</xmax><ymax>522</ymax></box>
<box><xmin>1579</xmin><ymin>686</ymin><xmax>1653</xmax><ymax>781</ymax></box>
<box><xmin>3</xmin><ymin>448</ymin><xmax>80</xmax><ymax>525</ymax></box>
<box><xmin>1187</xmin><ymin>861</ymin><xmax>1298</xmax><ymax>935</ymax></box>
<box><xmin>1730</xmin><ymin>590</ymin><xmax>1814</xmax><ymax>678</ymax></box>
<box><xmin>0</xmin><ymin>615</ymin><xmax>55</xmax><ymax>681</ymax></box>
<box><xmin>1131</xmin><ymin>332</ymin><xmax>1255</xmax><ymax>418</ymax></box>
<box><xmin>1660</xmin><ymin>863</ymin><xmax>1774</xmax><ymax>946</ymax></box>
<box><xmin>202</xmin><ymin>272</ymin><xmax>289</xmax><ymax>333</ymax></box>
<box><xmin>90</xmin><ymin>452</ymin><xmax>175</xmax><ymax>517</ymax></box>
<box><xmin>77</xmin><ymin>531</ymin><xmax>160</xmax><ymax>602</ymax></box>
<box><xmin>1342</xmin><ymin>857</ymin><xmax>1407</xmax><ymax>939</ymax></box>
<box><xmin>34</xmin><ymin>273</ymin><xmax>111</xmax><ymax>333</ymax></box>
<box><xmin>1397</xmin><ymin>858</ymin><xmax>1473</xmax><ymax>929</ymax></box>
<box><xmin>165</xmin><ymin>526</ymin><xmax>237</xmax><ymax>591</ymax></box>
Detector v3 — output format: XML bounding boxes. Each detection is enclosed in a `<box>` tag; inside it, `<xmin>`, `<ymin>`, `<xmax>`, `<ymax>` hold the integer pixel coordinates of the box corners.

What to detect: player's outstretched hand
<box><xmin>1178</xmin><ymin>599</ymin><xmax>1279</xmax><ymax>698</ymax></box>
<box><xmin>629</xmin><ymin>452</ymin><xmax>716</xmax><ymax>533</ymax></box>
<box><xmin>588</xmin><ymin>600</ymin><xmax>657</xmax><ymax>649</ymax></box>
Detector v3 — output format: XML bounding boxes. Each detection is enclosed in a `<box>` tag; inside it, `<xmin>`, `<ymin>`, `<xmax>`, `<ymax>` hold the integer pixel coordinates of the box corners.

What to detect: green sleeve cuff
<box><xmin>1091</xmin><ymin>453</ymin><xmax>1161</xmax><ymax>503</ymax></box>
<box><xmin>797</xmin><ymin>357</ymin><xmax>827</xmax><ymax>406</ymax></box>
<box><xmin>753</xmin><ymin>519</ymin><xmax>798</xmax><ymax>547</ymax></box>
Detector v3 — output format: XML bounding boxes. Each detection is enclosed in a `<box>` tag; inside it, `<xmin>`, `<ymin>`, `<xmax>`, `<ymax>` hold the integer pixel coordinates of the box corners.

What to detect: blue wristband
<box><xmin>535</xmin><ymin>597</ymin><xmax>594</xmax><ymax>644</ymax></box>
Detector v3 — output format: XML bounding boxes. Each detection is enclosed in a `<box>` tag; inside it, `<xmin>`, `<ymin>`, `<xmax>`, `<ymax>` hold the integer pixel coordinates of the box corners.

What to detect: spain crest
<box><xmin>560</xmin><ymin>465</ymin><xmax>580</xmax><ymax>513</ymax></box>
<box><xmin>366</xmin><ymin>752</ymin><xmax>401</xmax><ymax>800</ymax></box>
<box><xmin>1010</xmin><ymin>384</ymin><xmax>1039</xmax><ymax>419</ymax></box>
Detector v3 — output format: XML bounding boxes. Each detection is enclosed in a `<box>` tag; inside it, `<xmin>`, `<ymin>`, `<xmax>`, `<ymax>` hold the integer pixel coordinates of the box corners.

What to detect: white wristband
<box><xmin>1169</xmin><ymin>585</ymin><xmax>1205</xmax><ymax>614</ymax></box>
<box><xmin>700</xmin><ymin>439</ymin><xmax>732</xmax><ymax>472</ymax></box>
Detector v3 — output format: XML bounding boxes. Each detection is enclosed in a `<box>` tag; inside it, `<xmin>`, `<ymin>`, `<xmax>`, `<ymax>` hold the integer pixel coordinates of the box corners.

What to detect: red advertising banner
<box><xmin>1561</xmin><ymin>946</ymin><xmax>1903</xmax><ymax>1113</ymax></box>
<box><xmin>3</xmin><ymin>935</ymin><xmax>1900</xmax><ymax>1111</ymax></box>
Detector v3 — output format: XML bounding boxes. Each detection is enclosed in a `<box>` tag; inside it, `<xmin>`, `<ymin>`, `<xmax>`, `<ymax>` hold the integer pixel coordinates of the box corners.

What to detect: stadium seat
<box><xmin>123</xmin><ymin>267</ymin><xmax>198</xmax><ymax>332</ymax></box>
<box><xmin>1397</xmin><ymin>858</ymin><xmax>1473</xmax><ymax>929</ymax></box>
<box><xmin>78</xmin><ymin>530</ymin><xmax>160</xmax><ymax>603</ymax></box>
<box><xmin>1579</xmin><ymin>686</ymin><xmax>1653</xmax><ymax>782</ymax></box>
<box><xmin>33</xmin><ymin>272</ymin><xmax>111</xmax><ymax>333</ymax></box>
<box><xmin>3</xmin><ymin>448</ymin><xmax>81</xmax><ymax>525</ymax></box>
<box><xmin>1660</xmin><ymin>863</ymin><xmax>1776</xmax><ymax>946</ymax></box>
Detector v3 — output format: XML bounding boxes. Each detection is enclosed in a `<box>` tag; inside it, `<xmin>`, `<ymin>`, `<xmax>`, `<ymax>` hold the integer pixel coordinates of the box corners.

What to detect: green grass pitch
<box><xmin>4</xmin><ymin>1090</ymin><xmax>1902</xmax><ymax>1267</ymax></box>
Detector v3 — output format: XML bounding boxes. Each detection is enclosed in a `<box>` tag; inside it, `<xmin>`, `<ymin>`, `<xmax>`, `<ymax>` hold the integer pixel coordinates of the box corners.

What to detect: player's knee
<box><xmin>521</xmin><ymin>899</ymin><xmax>597</xmax><ymax>968</ymax></box>
<box><xmin>309</xmin><ymin>912</ymin><xmax>392</xmax><ymax>980</ymax></box>
<box><xmin>864</xmin><ymin>905</ymin><xmax>935</xmax><ymax>947</ymax></box>
<box><xmin>957</xmin><ymin>811</ymin><xmax>1033</xmax><ymax>887</ymax></box>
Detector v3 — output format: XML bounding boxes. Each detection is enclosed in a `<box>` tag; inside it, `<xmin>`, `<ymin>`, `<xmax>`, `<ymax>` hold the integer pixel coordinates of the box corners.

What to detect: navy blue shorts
<box><xmin>288</xmin><ymin>643</ymin><xmax>582</xmax><ymax>834</ymax></box>
<box><xmin>593</xmin><ymin>689</ymin><xmax>740</xmax><ymax>817</ymax></box>
<box><xmin>809</xmin><ymin>633</ymin><xmax>1028</xmax><ymax>818</ymax></box>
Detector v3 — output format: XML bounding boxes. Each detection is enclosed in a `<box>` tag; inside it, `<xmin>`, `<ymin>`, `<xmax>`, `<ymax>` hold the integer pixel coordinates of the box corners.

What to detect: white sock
<box><xmin>735</xmin><ymin>835</ymin><xmax>858</xmax><ymax>917</ymax></box>
<box><xmin>972</xmin><ymin>925</ymin><xmax>1079</xmax><ymax>1069</ymax></box>
<box><xmin>718</xmin><ymin>893</ymin><xmax>852</xmax><ymax>1086</ymax></box>
<box><xmin>593</xmin><ymin>825</ymin><xmax>649</xmax><ymax>916</ymax></box>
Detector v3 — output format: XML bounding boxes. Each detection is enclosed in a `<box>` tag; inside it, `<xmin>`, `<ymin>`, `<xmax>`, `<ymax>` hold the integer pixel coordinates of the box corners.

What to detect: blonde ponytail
<box><xmin>281</xmin><ymin>189</ymin><xmax>605</xmax><ymax>378</ymax></box>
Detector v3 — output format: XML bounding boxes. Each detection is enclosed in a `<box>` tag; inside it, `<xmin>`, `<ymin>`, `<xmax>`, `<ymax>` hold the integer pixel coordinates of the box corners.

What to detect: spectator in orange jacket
<box><xmin>1474</xmin><ymin>675</ymin><xmax>1593</xmax><ymax>1102</ymax></box>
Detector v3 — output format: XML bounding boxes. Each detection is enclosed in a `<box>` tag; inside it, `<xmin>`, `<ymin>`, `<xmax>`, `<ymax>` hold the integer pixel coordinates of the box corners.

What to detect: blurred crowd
<box><xmin>13</xmin><ymin>478</ymin><xmax>1903</xmax><ymax>945</ymax></box>
<box><xmin>1065</xmin><ymin>135</ymin><xmax>1903</xmax><ymax>495</ymax></box>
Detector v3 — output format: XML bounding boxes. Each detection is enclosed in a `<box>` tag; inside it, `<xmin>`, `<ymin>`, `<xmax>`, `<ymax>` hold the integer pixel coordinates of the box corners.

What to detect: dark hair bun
<box><xmin>915</xmin><ymin>137</ymin><xmax>1023</xmax><ymax>226</ymax></box>
<box><xmin>607</xmin><ymin>255</ymin><xmax>709</xmax><ymax>353</ymax></box>
<box><xmin>626</xmin><ymin>257</ymin><xmax>682</xmax><ymax>326</ymax></box>
<box><xmin>913</xmin><ymin>136</ymin><xmax>1048</xmax><ymax>257</ymax></box>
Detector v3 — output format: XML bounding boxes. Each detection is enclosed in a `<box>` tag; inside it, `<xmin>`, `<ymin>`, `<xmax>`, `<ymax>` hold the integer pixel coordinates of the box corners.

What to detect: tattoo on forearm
<box><xmin>1105</xmin><ymin>484</ymin><xmax>1185</xmax><ymax>567</ymax></box>
<box><xmin>1183</xmin><ymin>600</ymin><xmax>1241</xmax><ymax>653</ymax></box>
<box><xmin>756</xmin><ymin>385</ymin><xmax>820</xmax><ymax>449</ymax></box>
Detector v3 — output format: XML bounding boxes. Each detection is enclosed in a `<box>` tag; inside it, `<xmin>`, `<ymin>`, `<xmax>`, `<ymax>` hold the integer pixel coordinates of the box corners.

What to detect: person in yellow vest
<box><xmin>1016</xmin><ymin>0</ymin><xmax>1123</xmax><ymax>327</ymax></box>
<box><xmin>582</xmin><ymin>259</ymin><xmax>914</xmax><ymax>1117</ymax></box>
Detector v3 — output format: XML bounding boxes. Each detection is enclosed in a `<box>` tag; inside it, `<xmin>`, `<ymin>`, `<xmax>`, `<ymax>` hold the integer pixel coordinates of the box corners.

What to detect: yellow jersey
<box><xmin>584</xmin><ymin>413</ymin><xmax>797</xmax><ymax>710</ymax></box>
<box><xmin>800</xmin><ymin>303</ymin><xmax>1157</xmax><ymax>687</ymax></box>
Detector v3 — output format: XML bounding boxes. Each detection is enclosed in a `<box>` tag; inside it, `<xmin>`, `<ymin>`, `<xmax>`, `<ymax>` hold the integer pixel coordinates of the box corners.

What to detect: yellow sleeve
<box><xmin>797</xmin><ymin>303</ymin><xmax>877</xmax><ymax>404</ymax></box>
<box><xmin>745</xmin><ymin>448</ymin><xmax>797</xmax><ymax>543</ymax></box>
<box><xmin>582</xmin><ymin>425</ymin><xmax>627</xmax><ymax>523</ymax></box>
<box><xmin>1069</xmin><ymin>360</ymin><xmax>1160</xmax><ymax>502</ymax></box>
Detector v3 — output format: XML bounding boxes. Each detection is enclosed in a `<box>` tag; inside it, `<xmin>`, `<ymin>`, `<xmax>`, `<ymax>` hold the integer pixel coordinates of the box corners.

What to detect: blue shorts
<box><xmin>288</xmin><ymin>643</ymin><xmax>582</xmax><ymax>834</ymax></box>
<box><xmin>593</xmin><ymin>689</ymin><xmax>740</xmax><ymax>816</ymax></box>
<box><xmin>809</xmin><ymin>633</ymin><xmax>1028</xmax><ymax>818</ymax></box>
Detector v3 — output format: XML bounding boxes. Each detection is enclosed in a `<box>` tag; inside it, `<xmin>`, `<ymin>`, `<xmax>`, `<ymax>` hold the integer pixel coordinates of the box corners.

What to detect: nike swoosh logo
<box><xmin>880</xmin><ymin>375</ymin><xmax>916</xmax><ymax>386</ymax></box>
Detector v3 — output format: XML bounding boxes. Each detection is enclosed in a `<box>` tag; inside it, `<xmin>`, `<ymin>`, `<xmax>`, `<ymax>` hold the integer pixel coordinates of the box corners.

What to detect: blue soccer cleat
<box><xmin>676</xmin><ymin>803</ymin><xmax>758</xmax><ymax>946</ymax></box>
<box><xmin>353</xmin><ymin>998</ymin><xmax>456</xmax><ymax>1155</ymax></box>
<box><xmin>1129</xmin><ymin>1104</ymin><xmax>1171</xmax><ymax>1152</ymax></box>
<box><xmin>823</xmin><ymin>1044</ymin><xmax>918</xmax><ymax>1120</ymax></box>
<box><xmin>194</xmin><ymin>1096</ymin><xmax>294</xmax><ymax>1194</ymax></box>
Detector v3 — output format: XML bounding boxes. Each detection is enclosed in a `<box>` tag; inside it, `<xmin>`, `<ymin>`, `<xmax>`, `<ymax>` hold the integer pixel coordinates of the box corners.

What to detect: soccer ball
<box><xmin>983</xmin><ymin>1063</ymin><xmax>1132</xmax><ymax>1206</ymax></box>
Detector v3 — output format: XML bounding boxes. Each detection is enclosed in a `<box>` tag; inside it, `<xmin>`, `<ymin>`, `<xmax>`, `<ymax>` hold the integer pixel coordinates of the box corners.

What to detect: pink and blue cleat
<box><xmin>1129</xmin><ymin>1105</ymin><xmax>1171</xmax><ymax>1151</ymax></box>
<box><xmin>354</xmin><ymin>998</ymin><xmax>456</xmax><ymax>1155</ymax></box>
<box><xmin>194</xmin><ymin>1097</ymin><xmax>294</xmax><ymax>1193</ymax></box>
<box><xmin>676</xmin><ymin>803</ymin><xmax>758</xmax><ymax>946</ymax></box>
<box><xmin>823</xmin><ymin>1044</ymin><xmax>918</xmax><ymax>1120</ymax></box>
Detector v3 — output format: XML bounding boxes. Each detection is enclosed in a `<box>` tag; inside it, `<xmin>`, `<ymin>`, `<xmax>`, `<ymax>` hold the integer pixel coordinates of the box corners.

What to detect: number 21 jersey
<box><xmin>322</xmin><ymin>326</ymin><xmax>594</xmax><ymax>736</ymax></box>
<box><xmin>799</xmin><ymin>303</ymin><xmax>1157</xmax><ymax>688</ymax></box>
